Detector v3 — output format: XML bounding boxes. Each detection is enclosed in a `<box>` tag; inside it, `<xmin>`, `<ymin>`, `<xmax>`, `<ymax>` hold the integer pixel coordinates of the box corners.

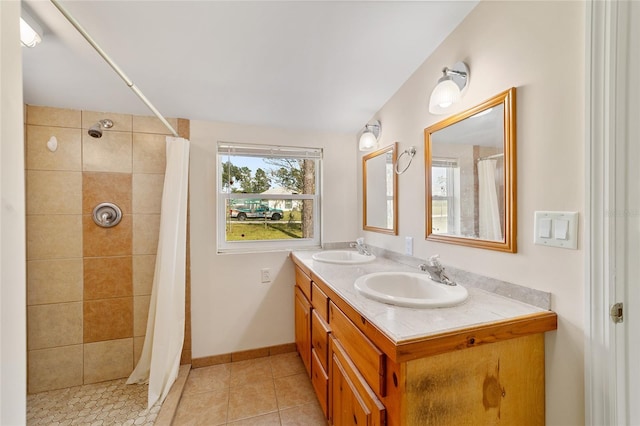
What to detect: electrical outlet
<box><xmin>260</xmin><ymin>268</ymin><xmax>272</xmax><ymax>283</ymax></box>
<box><xmin>405</xmin><ymin>236</ymin><xmax>413</xmax><ymax>256</ymax></box>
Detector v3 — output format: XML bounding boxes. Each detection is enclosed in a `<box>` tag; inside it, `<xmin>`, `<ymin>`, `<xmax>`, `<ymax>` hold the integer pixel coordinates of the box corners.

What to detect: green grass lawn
<box><xmin>226</xmin><ymin>222</ymin><xmax>303</xmax><ymax>241</ymax></box>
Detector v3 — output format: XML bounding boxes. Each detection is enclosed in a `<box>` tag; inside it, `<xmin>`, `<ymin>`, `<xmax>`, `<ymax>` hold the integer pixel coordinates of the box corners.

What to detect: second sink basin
<box><xmin>312</xmin><ymin>250</ymin><xmax>376</xmax><ymax>264</ymax></box>
<box><xmin>354</xmin><ymin>272</ymin><xmax>468</xmax><ymax>308</ymax></box>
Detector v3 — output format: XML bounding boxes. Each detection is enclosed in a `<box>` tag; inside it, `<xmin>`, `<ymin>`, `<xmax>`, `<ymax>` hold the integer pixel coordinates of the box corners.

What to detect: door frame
<box><xmin>585</xmin><ymin>0</ymin><xmax>630</xmax><ymax>424</ymax></box>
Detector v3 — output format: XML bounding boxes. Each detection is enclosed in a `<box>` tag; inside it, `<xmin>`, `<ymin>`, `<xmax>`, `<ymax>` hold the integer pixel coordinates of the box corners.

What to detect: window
<box><xmin>431</xmin><ymin>158</ymin><xmax>460</xmax><ymax>235</ymax></box>
<box><xmin>217</xmin><ymin>142</ymin><xmax>322</xmax><ymax>252</ymax></box>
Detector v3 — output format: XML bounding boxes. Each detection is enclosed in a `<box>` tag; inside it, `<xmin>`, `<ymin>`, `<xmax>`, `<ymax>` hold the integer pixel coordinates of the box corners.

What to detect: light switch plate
<box><xmin>534</xmin><ymin>211</ymin><xmax>579</xmax><ymax>249</ymax></box>
<box><xmin>405</xmin><ymin>236</ymin><xmax>413</xmax><ymax>256</ymax></box>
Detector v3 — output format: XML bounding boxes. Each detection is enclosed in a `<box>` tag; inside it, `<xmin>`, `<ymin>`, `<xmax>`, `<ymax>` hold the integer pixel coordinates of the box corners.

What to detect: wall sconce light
<box><xmin>20</xmin><ymin>10</ymin><xmax>43</xmax><ymax>48</ymax></box>
<box><xmin>359</xmin><ymin>120</ymin><xmax>381</xmax><ymax>151</ymax></box>
<box><xmin>428</xmin><ymin>61</ymin><xmax>469</xmax><ymax>114</ymax></box>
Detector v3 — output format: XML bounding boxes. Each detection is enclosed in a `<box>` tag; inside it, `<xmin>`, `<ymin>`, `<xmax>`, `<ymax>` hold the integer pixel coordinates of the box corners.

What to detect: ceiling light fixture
<box><xmin>359</xmin><ymin>120</ymin><xmax>381</xmax><ymax>151</ymax></box>
<box><xmin>20</xmin><ymin>10</ymin><xmax>43</xmax><ymax>48</ymax></box>
<box><xmin>428</xmin><ymin>61</ymin><xmax>469</xmax><ymax>114</ymax></box>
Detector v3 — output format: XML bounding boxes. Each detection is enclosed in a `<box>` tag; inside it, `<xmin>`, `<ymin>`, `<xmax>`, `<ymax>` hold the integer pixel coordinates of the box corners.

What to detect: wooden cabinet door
<box><xmin>330</xmin><ymin>338</ymin><xmax>385</xmax><ymax>426</ymax></box>
<box><xmin>294</xmin><ymin>286</ymin><xmax>312</xmax><ymax>377</ymax></box>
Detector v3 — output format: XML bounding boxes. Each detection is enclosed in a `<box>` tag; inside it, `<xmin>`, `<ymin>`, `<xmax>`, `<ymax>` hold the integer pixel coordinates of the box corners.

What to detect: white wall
<box><xmin>357</xmin><ymin>1</ymin><xmax>585</xmax><ymax>424</ymax></box>
<box><xmin>1</xmin><ymin>1</ymin><xmax>27</xmax><ymax>423</ymax></box>
<box><xmin>189</xmin><ymin>121</ymin><xmax>356</xmax><ymax>357</ymax></box>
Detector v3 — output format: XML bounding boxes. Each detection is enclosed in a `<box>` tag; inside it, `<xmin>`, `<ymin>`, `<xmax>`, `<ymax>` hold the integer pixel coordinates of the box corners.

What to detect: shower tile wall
<box><xmin>25</xmin><ymin>105</ymin><xmax>181</xmax><ymax>394</ymax></box>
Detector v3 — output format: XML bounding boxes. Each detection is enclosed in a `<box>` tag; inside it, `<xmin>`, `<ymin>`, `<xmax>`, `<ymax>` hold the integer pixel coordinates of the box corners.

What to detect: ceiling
<box><xmin>22</xmin><ymin>1</ymin><xmax>478</xmax><ymax>134</ymax></box>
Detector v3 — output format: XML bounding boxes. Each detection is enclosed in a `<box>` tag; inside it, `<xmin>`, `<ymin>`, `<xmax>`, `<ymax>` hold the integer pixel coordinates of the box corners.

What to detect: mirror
<box><xmin>363</xmin><ymin>142</ymin><xmax>398</xmax><ymax>235</ymax></box>
<box><xmin>425</xmin><ymin>87</ymin><xmax>516</xmax><ymax>252</ymax></box>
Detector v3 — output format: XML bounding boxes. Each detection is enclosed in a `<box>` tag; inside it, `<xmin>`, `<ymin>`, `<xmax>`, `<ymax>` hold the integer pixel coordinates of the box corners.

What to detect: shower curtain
<box><xmin>478</xmin><ymin>159</ymin><xmax>502</xmax><ymax>240</ymax></box>
<box><xmin>127</xmin><ymin>136</ymin><xmax>190</xmax><ymax>409</ymax></box>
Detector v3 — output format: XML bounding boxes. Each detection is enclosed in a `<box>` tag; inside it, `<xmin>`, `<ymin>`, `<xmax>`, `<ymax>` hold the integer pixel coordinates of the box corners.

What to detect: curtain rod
<box><xmin>477</xmin><ymin>153</ymin><xmax>504</xmax><ymax>161</ymax></box>
<box><xmin>49</xmin><ymin>0</ymin><xmax>179</xmax><ymax>138</ymax></box>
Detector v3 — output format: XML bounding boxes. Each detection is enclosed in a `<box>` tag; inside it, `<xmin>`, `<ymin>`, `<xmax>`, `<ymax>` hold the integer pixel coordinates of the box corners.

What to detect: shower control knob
<box><xmin>92</xmin><ymin>202</ymin><xmax>122</xmax><ymax>228</ymax></box>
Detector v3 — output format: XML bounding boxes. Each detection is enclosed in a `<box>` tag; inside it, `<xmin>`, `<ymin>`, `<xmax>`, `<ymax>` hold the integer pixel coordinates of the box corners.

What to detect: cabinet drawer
<box><xmin>311</xmin><ymin>348</ymin><xmax>329</xmax><ymax>418</ymax></box>
<box><xmin>295</xmin><ymin>266</ymin><xmax>312</xmax><ymax>300</ymax></box>
<box><xmin>312</xmin><ymin>309</ymin><xmax>331</xmax><ymax>372</ymax></box>
<box><xmin>311</xmin><ymin>282</ymin><xmax>329</xmax><ymax>322</ymax></box>
<box><xmin>330</xmin><ymin>337</ymin><xmax>386</xmax><ymax>426</ymax></box>
<box><xmin>329</xmin><ymin>302</ymin><xmax>386</xmax><ymax>397</ymax></box>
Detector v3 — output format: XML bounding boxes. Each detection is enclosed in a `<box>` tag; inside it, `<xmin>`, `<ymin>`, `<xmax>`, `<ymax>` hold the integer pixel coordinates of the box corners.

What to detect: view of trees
<box><xmin>221</xmin><ymin>161</ymin><xmax>271</xmax><ymax>193</ymax></box>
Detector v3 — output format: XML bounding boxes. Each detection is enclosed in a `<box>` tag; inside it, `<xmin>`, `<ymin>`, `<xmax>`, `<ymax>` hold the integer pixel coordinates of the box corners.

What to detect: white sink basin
<box><xmin>312</xmin><ymin>250</ymin><xmax>376</xmax><ymax>265</ymax></box>
<box><xmin>354</xmin><ymin>272</ymin><xmax>468</xmax><ymax>308</ymax></box>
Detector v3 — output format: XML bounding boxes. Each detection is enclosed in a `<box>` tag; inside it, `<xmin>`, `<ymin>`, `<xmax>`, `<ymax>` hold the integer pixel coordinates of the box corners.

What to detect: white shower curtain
<box><xmin>478</xmin><ymin>159</ymin><xmax>502</xmax><ymax>240</ymax></box>
<box><xmin>127</xmin><ymin>136</ymin><xmax>190</xmax><ymax>409</ymax></box>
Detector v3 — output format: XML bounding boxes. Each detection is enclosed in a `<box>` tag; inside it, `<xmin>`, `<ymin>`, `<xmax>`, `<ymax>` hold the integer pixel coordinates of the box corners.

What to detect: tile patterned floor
<box><xmin>27</xmin><ymin>378</ymin><xmax>159</xmax><ymax>425</ymax></box>
<box><xmin>173</xmin><ymin>352</ymin><xmax>326</xmax><ymax>425</ymax></box>
<box><xmin>26</xmin><ymin>352</ymin><xmax>323</xmax><ymax>426</ymax></box>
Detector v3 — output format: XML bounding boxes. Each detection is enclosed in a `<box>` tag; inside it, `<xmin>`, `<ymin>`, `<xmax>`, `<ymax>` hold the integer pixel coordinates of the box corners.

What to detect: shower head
<box><xmin>88</xmin><ymin>119</ymin><xmax>114</xmax><ymax>138</ymax></box>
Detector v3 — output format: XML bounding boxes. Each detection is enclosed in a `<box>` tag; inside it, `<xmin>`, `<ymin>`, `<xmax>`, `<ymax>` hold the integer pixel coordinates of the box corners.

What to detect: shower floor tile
<box><xmin>27</xmin><ymin>378</ymin><xmax>158</xmax><ymax>425</ymax></box>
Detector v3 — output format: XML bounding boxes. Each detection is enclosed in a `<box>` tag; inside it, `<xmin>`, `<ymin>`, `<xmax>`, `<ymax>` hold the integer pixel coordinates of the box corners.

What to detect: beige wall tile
<box><xmin>83</xmin><ymin>214</ymin><xmax>132</xmax><ymax>257</ymax></box>
<box><xmin>27</xmin><ymin>302</ymin><xmax>83</xmax><ymax>350</ymax></box>
<box><xmin>26</xmin><ymin>170</ymin><xmax>82</xmax><ymax>214</ymax></box>
<box><xmin>82</xmin><ymin>172</ymin><xmax>132</xmax><ymax>215</ymax></box>
<box><xmin>133</xmin><ymin>295</ymin><xmax>151</xmax><ymax>337</ymax></box>
<box><xmin>132</xmin><ymin>173</ymin><xmax>164</xmax><ymax>214</ymax></box>
<box><xmin>133</xmin><ymin>214</ymin><xmax>160</xmax><ymax>255</ymax></box>
<box><xmin>26</xmin><ymin>105</ymin><xmax>81</xmax><ymax>127</ymax></box>
<box><xmin>83</xmin><ymin>338</ymin><xmax>133</xmax><ymax>384</ymax></box>
<box><xmin>27</xmin><ymin>215</ymin><xmax>82</xmax><ymax>260</ymax></box>
<box><xmin>132</xmin><ymin>115</ymin><xmax>178</xmax><ymax>135</ymax></box>
<box><xmin>28</xmin><ymin>345</ymin><xmax>83</xmax><ymax>393</ymax></box>
<box><xmin>133</xmin><ymin>255</ymin><xmax>155</xmax><ymax>296</ymax></box>
<box><xmin>26</xmin><ymin>125</ymin><xmax>82</xmax><ymax>171</ymax></box>
<box><xmin>83</xmin><ymin>256</ymin><xmax>132</xmax><ymax>300</ymax></box>
<box><xmin>82</xmin><ymin>131</ymin><xmax>132</xmax><ymax>173</ymax></box>
<box><xmin>82</xmin><ymin>111</ymin><xmax>132</xmax><ymax>132</ymax></box>
<box><xmin>83</xmin><ymin>297</ymin><xmax>133</xmax><ymax>343</ymax></box>
<box><xmin>27</xmin><ymin>259</ymin><xmax>83</xmax><ymax>305</ymax></box>
<box><xmin>134</xmin><ymin>336</ymin><xmax>145</xmax><ymax>365</ymax></box>
<box><xmin>133</xmin><ymin>133</ymin><xmax>166</xmax><ymax>173</ymax></box>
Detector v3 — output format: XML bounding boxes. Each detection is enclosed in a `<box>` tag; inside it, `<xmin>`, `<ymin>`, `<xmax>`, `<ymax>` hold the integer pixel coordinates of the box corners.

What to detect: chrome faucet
<box><xmin>419</xmin><ymin>255</ymin><xmax>456</xmax><ymax>286</ymax></box>
<box><xmin>350</xmin><ymin>238</ymin><xmax>372</xmax><ymax>256</ymax></box>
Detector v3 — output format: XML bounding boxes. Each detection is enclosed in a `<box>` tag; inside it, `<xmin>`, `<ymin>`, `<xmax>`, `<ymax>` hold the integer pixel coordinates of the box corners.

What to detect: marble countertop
<box><xmin>291</xmin><ymin>250</ymin><xmax>550</xmax><ymax>345</ymax></box>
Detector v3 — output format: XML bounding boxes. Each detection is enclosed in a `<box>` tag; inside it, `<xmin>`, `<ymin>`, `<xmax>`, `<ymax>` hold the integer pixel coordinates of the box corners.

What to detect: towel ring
<box><xmin>395</xmin><ymin>146</ymin><xmax>417</xmax><ymax>175</ymax></box>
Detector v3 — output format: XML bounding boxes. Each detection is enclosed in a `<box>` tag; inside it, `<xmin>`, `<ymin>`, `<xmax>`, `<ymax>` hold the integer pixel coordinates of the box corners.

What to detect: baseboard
<box><xmin>191</xmin><ymin>343</ymin><xmax>296</xmax><ymax>369</ymax></box>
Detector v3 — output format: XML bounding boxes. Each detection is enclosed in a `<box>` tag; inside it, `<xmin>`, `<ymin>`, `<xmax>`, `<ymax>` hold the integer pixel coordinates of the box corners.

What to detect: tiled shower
<box><xmin>25</xmin><ymin>105</ymin><xmax>187</xmax><ymax>394</ymax></box>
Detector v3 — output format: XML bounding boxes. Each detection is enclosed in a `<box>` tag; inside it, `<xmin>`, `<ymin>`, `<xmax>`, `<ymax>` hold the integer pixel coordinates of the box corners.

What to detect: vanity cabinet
<box><xmin>292</xmin><ymin>258</ymin><xmax>557</xmax><ymax>426</ymax></box>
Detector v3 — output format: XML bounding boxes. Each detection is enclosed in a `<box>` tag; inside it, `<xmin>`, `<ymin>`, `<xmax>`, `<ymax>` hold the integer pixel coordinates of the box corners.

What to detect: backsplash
<box><xmin>321</xmin><ymin>242</ymin><xmax>552</xmax><ymax>310</ymax></box>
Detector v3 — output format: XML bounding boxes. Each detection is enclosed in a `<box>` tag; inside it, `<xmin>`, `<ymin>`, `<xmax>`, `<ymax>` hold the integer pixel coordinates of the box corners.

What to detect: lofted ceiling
<box><xmin>21</xmin><ymin>1</ymin><xmax>478</xmax><ymax>134</ymax></box>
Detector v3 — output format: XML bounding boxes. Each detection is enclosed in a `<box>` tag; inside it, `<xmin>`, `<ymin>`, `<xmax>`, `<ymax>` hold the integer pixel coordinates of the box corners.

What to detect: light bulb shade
<box><xmin>428</xmin><ymin>61</ymin><xmax>469</xmax><ymax>114</ymax></box>
<box><xmin>429</xmin><ymin>79</ymin><xmax>461</xmax><ymax>113</ymax></box>
<box><xmin>359</xmin><ymin>131</ymin><xmax>378</xmax><ymax>151</ymax></box>
<box><xmin>20</xmin><ymin>15</ymin><xmax>42</xmax><ymax>48</ymax></box>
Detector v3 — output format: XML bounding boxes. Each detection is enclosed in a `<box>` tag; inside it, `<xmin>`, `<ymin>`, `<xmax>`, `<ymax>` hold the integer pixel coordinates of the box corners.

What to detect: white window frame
<box><xmin>432</xmin><ymin>158</ymin><xmax>460</xmax><ymax>234</ymax></box>
<box><xmin>217</xmin><ymin>142</ymin><xmax>322</xmax><ymax>253</ymax></box>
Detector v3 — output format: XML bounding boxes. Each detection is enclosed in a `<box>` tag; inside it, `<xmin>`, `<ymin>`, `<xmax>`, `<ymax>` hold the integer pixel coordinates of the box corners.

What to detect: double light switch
<box><xmin>534</xmin><ymin>211</ymin><xmax>578</xmax><ymax>249</ymax></box>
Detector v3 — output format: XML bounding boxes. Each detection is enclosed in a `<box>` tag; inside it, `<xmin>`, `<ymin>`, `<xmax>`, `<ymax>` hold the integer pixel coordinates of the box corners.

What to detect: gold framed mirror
<box><xmin>363</xmin><ymin>142</ymin><xmax>398</xmax><ymax>235</ymax></box>
<box><xmin>424</xmin><ymin>87</ymin><xmax>516</xmax><ymax>252</ymax></box>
